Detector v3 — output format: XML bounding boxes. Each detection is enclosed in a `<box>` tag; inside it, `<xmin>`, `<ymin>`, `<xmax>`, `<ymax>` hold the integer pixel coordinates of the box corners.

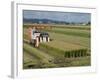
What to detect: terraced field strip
<box><xmin>23</xmin><ymin>50</ymin><xmax>39</xmax><ymax>68</ymax></box>
<box><xmin>23</xmin><ymin>51</ymin><xmax>38</xmax><ymax>64</ymax></box>
<box><xmin>64</xmin><ymin>56</ymin><xmax>91</xmax><ymax>67</ymax></box>
<box><xmin>52</xmin><ymin>25</ymin><xmax>90</xmax><ymax>30</ymax></box>
<box><xmin>39</xmin><ymin>43</ymin><xmax>65</xmax><ymax>58</ymax></box>
<box><xmin>23</xmin><ymin>43</ymin><xmax>57</xmax><ymax>68</ymax></box>
<box><xmin>24</xmin><ymin>43</ymin><xmax>54</xmax><ymax>63</ymax></box>
<box><xmin>47</xmin><ymin>31</ymin><xmax>90</xmax><ymax>49</ymax></box>
<box><xmin>45</xmin><ymin>40</ymin><xmax>85</xmax><ymax>51</ymax></box>
<box><xmin>53</xmin><ymin>27</ymin><xmax>90</xmax><ymax>34</ymax></box>
<box><xmin>40</xmin><ymin>40</ymin><xmax>88</xmax><ymax>58</ymax></box>
<box><xmin>44</xmin><ymin>27</ymin><xmax>90</xmax><ymax>38</ymax></box>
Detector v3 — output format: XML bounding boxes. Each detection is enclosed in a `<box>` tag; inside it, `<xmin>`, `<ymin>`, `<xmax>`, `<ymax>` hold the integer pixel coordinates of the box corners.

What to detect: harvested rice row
<box><xmin>39</xmin><ymin>42</ymin><xmax>88</xmax><ymax>58</ymax></box>
<box><xmin>23</xmin><ymin>43</ymin><xmax>57</xmax><ymax>68</ymax></box>
<box><xmin>44</xmin><ymin>28</ymin><xmax>90</xmax><ymax>38</ymax></box>
<box><xmin>23</xmin><ymin>43</ymin><xmax>54</xmax><ymax>64</ymax></box>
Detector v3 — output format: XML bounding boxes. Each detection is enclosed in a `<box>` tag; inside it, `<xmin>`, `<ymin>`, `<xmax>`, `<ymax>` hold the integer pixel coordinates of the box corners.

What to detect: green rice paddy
<box><xmin>23</xmin><ymin>24</ymin><xmax>91</xmax><ymax>69</ymax></box>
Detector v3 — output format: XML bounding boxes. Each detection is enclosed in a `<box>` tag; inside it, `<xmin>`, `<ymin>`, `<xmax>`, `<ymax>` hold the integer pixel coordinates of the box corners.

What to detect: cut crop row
<box><xmin>39</xmin><ymin>43</ymin><xmax>88</xmax><ymax>58</ymax></box>
<box><xmin>65</xmin><ymin>49</ymin><xmax>87</xmax><ymax>58</ymax></box>
<box><xmin>23</xmin><ymin>43</ymin><xmax>56</xmax><ymax>68</ymax></box>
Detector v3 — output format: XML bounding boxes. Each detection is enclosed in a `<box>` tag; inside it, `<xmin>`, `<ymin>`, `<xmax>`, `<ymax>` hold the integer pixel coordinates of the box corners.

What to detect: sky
<box><xmin>23</xmin><ymin>10</ymin><xmax>91</xmax><ymax>23</ymax></box>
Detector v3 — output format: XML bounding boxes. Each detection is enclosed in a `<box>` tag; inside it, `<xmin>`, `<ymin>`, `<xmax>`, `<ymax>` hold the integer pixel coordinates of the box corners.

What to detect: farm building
<box><xmin>28</xmin><ymin>27</ymin><xmax>50</xmax><ymax>47</ymax></box>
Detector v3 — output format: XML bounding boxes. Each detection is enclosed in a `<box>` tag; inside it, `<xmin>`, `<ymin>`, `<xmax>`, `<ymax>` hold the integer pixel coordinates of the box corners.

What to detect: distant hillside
<box><xmin>23</xmin><ymin>18</ymin><xmax>73</xmax><ymax>24</ymax></box>
<box><xmin>23</xmin><ymin>18</ymin><xmax>90</xmax><ymax>25</ymax></box>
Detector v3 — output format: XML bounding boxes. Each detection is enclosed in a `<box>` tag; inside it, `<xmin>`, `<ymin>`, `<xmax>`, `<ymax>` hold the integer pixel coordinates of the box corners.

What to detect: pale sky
<box><xmin>23</xmin><ymin>10</ymin><xmax>91</xmax><ymax>23</ymax></box>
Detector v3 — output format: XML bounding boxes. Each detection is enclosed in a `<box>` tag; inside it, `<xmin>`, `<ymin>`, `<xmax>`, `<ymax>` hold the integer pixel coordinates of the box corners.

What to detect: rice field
<box><xmin>23</xmin><ymin>24</ymin><xmax>91</xmax><ymax>69</ymax></box>
<box><xmin>45</xmin><ymin>27</ymin><xmax>90</xmax><ymax>38</ymax></box>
